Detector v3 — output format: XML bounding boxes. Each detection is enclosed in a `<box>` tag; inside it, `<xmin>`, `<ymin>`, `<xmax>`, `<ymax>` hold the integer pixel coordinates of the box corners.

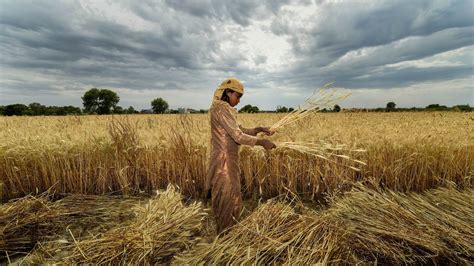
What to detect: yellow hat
<box><xmin>212</xmin><ymin>77</ymin><xmax>244</xmax><ymax>102</ymax></box>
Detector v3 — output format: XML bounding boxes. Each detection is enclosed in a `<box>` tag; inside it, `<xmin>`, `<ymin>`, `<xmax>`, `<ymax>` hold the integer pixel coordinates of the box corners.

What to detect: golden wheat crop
<box><xmin>0</xmin><ymin>112</ymin><xmax>472</xmax><ymax>201</ymax></box>
<box><xmin>1</xmin><ymin>112</ymin><xmax>472</xmax><ymax>264</ymax></box>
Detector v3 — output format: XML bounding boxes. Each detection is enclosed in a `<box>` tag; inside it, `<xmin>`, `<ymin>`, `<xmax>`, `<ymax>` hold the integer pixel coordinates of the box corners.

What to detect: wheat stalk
<box><xmin>276</xmin><ymin>141</ymin><xmax>366</xmax><ymax>171</ymax></box>
<box><xmin>270</xmin><ymin>83</ymin><xmax>351</xmax><ymax>132</ymax></box>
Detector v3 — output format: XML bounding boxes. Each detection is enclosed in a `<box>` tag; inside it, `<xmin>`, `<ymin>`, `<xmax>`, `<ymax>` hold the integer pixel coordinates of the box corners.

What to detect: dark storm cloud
<box><xmin>1</xmin><ymin>83</ymin><xmax>54</xmax><ymax>95</ymax></box>
<box><xmin>268</xmin><ymin>0</ymin><xmax>474</xmax><ymax>92</ymax></box>
<box><xmin>343</xmin><ymin>64</ymin><xmax>473</xmax><ymax>88</ymax></box>
<box><xmin>162</xmin><ymin>0</ymin><xmax>292</xmax><ymax>26</ymax></box>
<box><xmin>0</xmin><ymin>0</ymin><xmax>232</xmax><ymax>106</ymax></box>
<box><xmin>0</xmin><ymin>16</ymin><xmax>202</xmax><ymax>71</ymax></box>
<box><xmin>277</xmin><ymin>26</ymin><xmax>474</xmax><ymax>89</ymax></box>
<box><xmin>0</xmin><ymin>0</ymin><xmax>226</xmax><ymax>75</ymax></box>
<box><xmin>272</xmin><ymin>0</ymin><xmax>473</xmax><ymax>66</ymax></box>
<box><xmin>0</xmin><ymin>0</ymin><xmax>472</xmax><ymax>108</ymax></box>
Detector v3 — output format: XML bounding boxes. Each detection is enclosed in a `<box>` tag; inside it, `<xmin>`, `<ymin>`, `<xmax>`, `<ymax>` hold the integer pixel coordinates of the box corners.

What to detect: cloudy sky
<box><xmin>0</xmin><ymin>0</ymin><xmax>473</xmax><ymax>110</ymax></box>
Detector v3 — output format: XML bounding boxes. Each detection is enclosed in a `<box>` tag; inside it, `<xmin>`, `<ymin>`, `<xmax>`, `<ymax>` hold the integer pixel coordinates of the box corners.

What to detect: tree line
<box><xmin>0</xmin><ymin>88</ymin><xmax>159</xmax><ymax>116</ymax></box>
<box><xmin>376</xmin><ymin>102</ymin><xmax>472</xmax><ymax>112</ymax></box>
<box><xmin>0</xmin><ymin>88</ymin><xmax>472</xmax><ymax>116</ymax></box>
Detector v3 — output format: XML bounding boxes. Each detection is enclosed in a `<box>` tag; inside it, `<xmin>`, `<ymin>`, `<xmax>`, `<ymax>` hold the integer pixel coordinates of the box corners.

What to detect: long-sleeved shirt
<box><xmin>205</xmin><ymin>100</ymin><xmax>258</xmax><ymax>233</ymax></box>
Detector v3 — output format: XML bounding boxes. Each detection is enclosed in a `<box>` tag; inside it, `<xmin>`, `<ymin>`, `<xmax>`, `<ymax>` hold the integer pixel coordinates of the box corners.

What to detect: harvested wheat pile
<box><xmin>176</xmin><ymin>185</ymin><xmax>473</xmax><ymax>264</ymax></box>
<box><xmin>175</xmin><ymin>201</ymin><xmax>291</xmax><ymax>264</ymax></box>
<box><xmin>292</xmin><ymin>185</ymin><xmax>474</xmax><ymax>264</ymax></box>
<box><xmin>0</xmin><ymin>193</ymin><xmax>63</xmax><ymax>260</ymax></box>
<box><xmin>0</xmin><ymin>192</ymin><xmax>139</xmax><ymax>262</ymax></box>
<box><xmin>55</xmin><ymin>193</ymin><xmax>139</xmax><ymax>236</ymax></box>
<box><xmin>174</xmin><ymin>200</ymin><xmax>311</xmax><ymax>264</ymax></box>
<box><xmin>64</xmin><ymin>185</ymin><xmax>207</xmax><ymax>264</ymax></box>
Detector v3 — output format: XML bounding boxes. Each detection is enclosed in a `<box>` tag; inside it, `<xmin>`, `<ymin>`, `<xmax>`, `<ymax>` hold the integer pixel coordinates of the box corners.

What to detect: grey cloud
<box><xmin>0</xmin><ymin>0</ymin><xmax>226</xmax><ymax>75</ymax></box>
<box><xmin>265</xmin><ymin>0</ymin><xmax>474</xmax><ymax>93</ymax></box>
<box><xmin>162</xmin><ymin>0</ymin><xmax>291</xmax><ymax>26</ymax></box>
<box><xmin>0</xmin><ymin>78</ymin><xmax>63</xmax><ymax>96</ymax></box>
<box><xmin>254</xmin><ymin>55</ymin><xmax>268</xmax><ymax>65</ymax></box>
<box><xmin>0</xmin><ymin>0</ymin><xmax>472</xmax><ymax>109</ymax></box>
<box><xmin>272</xmin><ymin>0</ymin><xmax>474</xmax><ymax>66</ymax></box>
<box><xmin>0</xmin><ymin>1</ymin><xmax>75</xmax><ymax>32</ymax></box>
<box><xmin>163</xmin><ymin>0</ymin><xmax>215</xmax><ymax>18</ymax></box>
<box><xmin>284</xmin><ymin>27</ymin><xmax>474</xmax><ymax>89</ymax></box>
<box><xmin>340</xmin><ymin>65</ymin><xmax>473</xmax><ymax>89</ymax></box>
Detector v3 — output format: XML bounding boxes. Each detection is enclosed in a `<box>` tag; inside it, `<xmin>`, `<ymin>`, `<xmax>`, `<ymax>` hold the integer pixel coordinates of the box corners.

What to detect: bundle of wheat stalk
<box><xmin>0</xmin><ymin>192</ymin><xmax>140</xmax><ymax>262</ymax></box>
<box><xmin>270</xmin><ymin>82</ymin><xmax>350</xmax><ymax>132</ymax></box>
<box><xmin>63</xmin><ymin>185</ymin><xmax>207</xmax><ymax>264</ymax></box>
<box><xmin>267</xmin><ymin>83</ymin><xmax>362</xmax><ymax>171</ymax></box>
<box><xmin>0</xmin><ymin>193</ymin><xmax>63</xmax><ymax>261</ymax></box>
<box><xmin>291</xmin><ymin>185</ymin><xmax>474</xmax><ymax>264</ymax></box>
<box><xmin>276</xmin><ymin>141</ymin><xmax>366</xmax><ymax>171</ymax></box>
<box><xmin>174</xmin><ymin>200</ymin><xmax>309</xmax><ymax>264</ymax></box>
<box><xmin>176</xmin><ymin>185</ymin><xmax>473</xmax><ymax>264</ymax></box>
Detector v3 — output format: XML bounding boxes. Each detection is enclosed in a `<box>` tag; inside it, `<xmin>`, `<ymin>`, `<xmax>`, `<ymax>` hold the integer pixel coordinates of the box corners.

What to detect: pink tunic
<box><xmin>206</xmin><ymin>100</ymin><xmax>258</xmax><ymax>233</ymax></box>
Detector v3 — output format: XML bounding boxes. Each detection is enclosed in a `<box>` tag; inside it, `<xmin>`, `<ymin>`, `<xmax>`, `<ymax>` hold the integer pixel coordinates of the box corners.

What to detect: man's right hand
<box><xmin>257</xmin><ymin>139</ymin><xmax>277</xmax><ymax>150</ymax></box>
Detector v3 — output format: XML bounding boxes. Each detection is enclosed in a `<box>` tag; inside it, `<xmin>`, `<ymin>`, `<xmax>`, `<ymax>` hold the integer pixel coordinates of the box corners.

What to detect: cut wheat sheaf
<box><xmin>261</xmin><ymin>83</ymin><xmax>365</xmax><ymax>171</ymax></box>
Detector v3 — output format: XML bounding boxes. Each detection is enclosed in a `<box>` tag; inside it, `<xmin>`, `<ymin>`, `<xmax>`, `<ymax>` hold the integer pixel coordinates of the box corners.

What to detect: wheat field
<box><xmin>0</xmin><ymin>112</ymin><xmax>473</xmax><ymax>263</ymax></box>
<box><xmin>1</xmin><ymin>112</ymin><xmax>472</xmax><ymax>200</ymax></box>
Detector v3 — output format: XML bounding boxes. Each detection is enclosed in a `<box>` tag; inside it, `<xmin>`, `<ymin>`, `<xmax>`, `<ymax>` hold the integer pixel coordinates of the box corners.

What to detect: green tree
<box><xmin>29</xmin><ymin>102</ymin><xmax>46</xmax><ymax>115</ymax></box>
<box><xmin>126</xmin><ymin>106</ymin><xmax>138</xmax><ymax>114</ymax></box>
<box><xmin>151</xmin><ymin>98</ymin><xmax>169</xmax><ymax>114</ymax></box>
<box><xmin>239</xmin><ymin>104</ymin><xmax>259</xmax><ymax>113</ymax></box>
<box><xmin>82</xmin><ymin>88</ymin><xmax>120</xmax><ymax>114</ymax></box>
<box><xmin>386</xmin><ymin>102</ymin><xmax>396</xmax><ymax>111</ymax></box>
<box><xmin>276</xmin><ymin>106</ymin><xmax>288</xmax><ymax>113</ymax></box>
<box><xmin>53</xmin><ymin>106</ymin><xmax>67</xmax><ymax>115</ymax></box>
<box><xmin>63</xmin><ymin>105</ymin><xmax>82</xmax><ymax>115</ymax></box>
<box><xmin>97</xmin><ymin>89</ymin><xmax>120</xmax><ymax>114</ymax></box>
<box><xmin>82</xmin><ymin>88</ymin><xmax>100</xmax><ymax>113</ymax></box>
<box><xmin>113</xmin><ymin>106</ymin><xmax>124</xmax><ymax>114</ymax></box>
<box><xmin>0</xmin><ymin>106</ymin><xmax>4</xmax><ymax>116</ymax></box>
<box><xmin>5</xmin><ymin>104</ymin><xmax>29</xmax><ymax>116</ymax></box>
<box><xmin>333</xmin><ymin>104</ymin><xmax>341</xmax><ymax>112</ymax></box>
<box><xmin>452</xmin><ymin>104</ymin><xmax>471</xmax><ymax>112</ymax></box>
<box><xmin>426</xmin><ymin>104</ymin><xmax>447</xmax><ymax>110</ymax></box>
<box><xmin>169</xmin><ymin>109</ymin><xmax>179</xmax><ymax>114</ymax></box>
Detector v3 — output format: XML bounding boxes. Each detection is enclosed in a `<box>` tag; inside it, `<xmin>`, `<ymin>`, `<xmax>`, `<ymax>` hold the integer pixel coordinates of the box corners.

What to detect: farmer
<box><xmin>205</xmin><ymin>77</ymin><xmax>276</xmax><ymax>234</ymax></box>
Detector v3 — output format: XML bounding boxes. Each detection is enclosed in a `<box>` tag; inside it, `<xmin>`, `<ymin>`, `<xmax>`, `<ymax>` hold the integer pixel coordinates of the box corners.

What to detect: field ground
<box><xmin>0</xmin><ymin>112</ymin><xmax>473</xmax><ymax>264</ymax></box>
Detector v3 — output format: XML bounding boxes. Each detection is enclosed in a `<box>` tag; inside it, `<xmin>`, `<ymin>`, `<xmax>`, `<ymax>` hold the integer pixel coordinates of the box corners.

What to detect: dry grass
<box><xmin>295</xmin><ymin>185</ymin><xmax>474</xmax><ymax>264</ymax></box>
<box><xmin>2</xmin><ymin>183</ymin><xmax>472</xmax><ymax>264</ymax></box>
<box><xmin>52</xmin><ymin>185</ymin><xmax>205</xmax><ymax>264</ymax></box>
<box><xmin>176</xmin><ymin>185</ymin><xmax>474</xmax><ymax>264</ymax></box>
<box><xmin>1</xmin><ymin>111</ymin><xmax>472</xmax><ymax>264</ymax></box>
<box><xmin>0</xmin><ymin>192</ymin><xmax>139</xmax><ymax>261</ymax></box>
<box><xmin>3</xmin><ymin>186</ymin><xmax>207</xmax><ymax>264</ymax></box>
<box><xmin>275</xmin><ymin>140</ymin><xmax>366</xmax><ymax>171</ymax></box>
<box><xmin>0</xmin><ymin>193</ymin><xmax>61</xmax><ymax>260</ymax></box>
<box><xmin>0</xmin><ymin>112</ymin><xmax>472</xmax><ymax>201</ymax></box>
<box><xmin>174</xmin><ymin>200</ymin><xmax>305</xmax><ymax>264</ymax></box>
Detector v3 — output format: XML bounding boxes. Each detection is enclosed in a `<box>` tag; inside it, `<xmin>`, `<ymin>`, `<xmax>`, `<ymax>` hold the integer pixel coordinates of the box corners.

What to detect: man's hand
<box><xmin>258</xmin><ymin>126</ymin><xmax>275</xmax><ymax>136</ymax></box>
<box><xmin>257</xmin><ymin>139</ymin><xmax>277</xmax><ymax>150</ymax></box>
